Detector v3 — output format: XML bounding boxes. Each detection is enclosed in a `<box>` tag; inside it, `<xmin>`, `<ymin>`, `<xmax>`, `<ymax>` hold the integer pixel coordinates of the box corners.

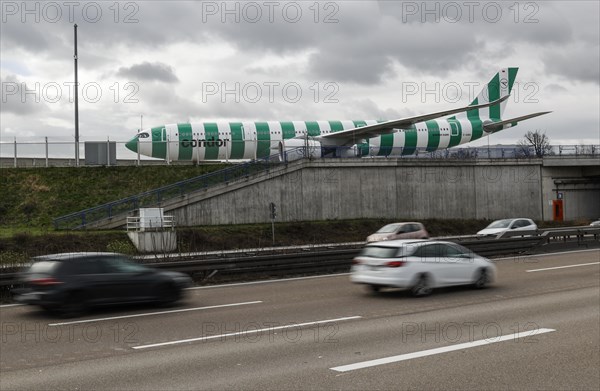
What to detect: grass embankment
<box><xmin>0</xmin><ymin>165</ymin><xmax>227</xmax><ymax>229</ymax></box>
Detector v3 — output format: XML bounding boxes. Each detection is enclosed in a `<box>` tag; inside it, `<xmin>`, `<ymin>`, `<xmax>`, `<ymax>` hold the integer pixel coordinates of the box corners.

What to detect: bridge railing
<box><xmin>332</xmin><ymin>145</ymin><xmax>600</xmax><ymax>159</ymax></box>
<box><xmin>2</xmin><ymin>139</ymin><xmax>599</xmax><ymax>168</ymax></box>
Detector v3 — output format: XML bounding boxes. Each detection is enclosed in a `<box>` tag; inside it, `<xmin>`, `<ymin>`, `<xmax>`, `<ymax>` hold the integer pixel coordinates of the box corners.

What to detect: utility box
<box><xmin>552</xmin><ymin>200</ymin><xmax>564</xmax><ymax>222</ymax></box>
<box><xmin>85</xmin><ymin>141</ymin><xmax>117</xmax><ymax>166</ymax></box>
<box><xmin>127</xmin><ymin>208</ymin><xmax>176</xmax><ymax>253</ymax></box>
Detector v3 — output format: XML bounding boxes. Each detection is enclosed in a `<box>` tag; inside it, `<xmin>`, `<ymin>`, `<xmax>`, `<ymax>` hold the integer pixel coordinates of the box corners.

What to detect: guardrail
<box><xmin>2</xmin><ymin>227</ymin><xmax>599</xmax><ymax>289</ymax></box>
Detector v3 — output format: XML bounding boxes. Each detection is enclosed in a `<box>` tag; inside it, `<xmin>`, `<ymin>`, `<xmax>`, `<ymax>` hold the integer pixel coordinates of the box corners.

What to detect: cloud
<box><xmin>543</xmin><ymin>44</ymin><xmax>600</xmax><ymax>84</ymax></box>
<box><xmin>0</xmin><ymin>74</ymin><xmax>50</xmax><ymax>115</ymax></box>
<box><xmin>116</xmin><ymin>62</ymin><xmax>179</xmax><ymax>83</ymax></box>
<box><xmin>0</xmin><ymin>1</ymin><xmax>598</xmax><ymax>146</ymax></box>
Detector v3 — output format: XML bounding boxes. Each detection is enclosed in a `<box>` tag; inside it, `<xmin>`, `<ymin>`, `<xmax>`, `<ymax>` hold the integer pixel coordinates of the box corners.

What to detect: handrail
<box><xmin>126</xmin><ymin>215</ymin><xmax>176</xmax><ymax>231</ymax></box>
<box><xmin>52</xmin><ymin>149</ymin><xmax>300</xmax><ymax>230</ymax></box>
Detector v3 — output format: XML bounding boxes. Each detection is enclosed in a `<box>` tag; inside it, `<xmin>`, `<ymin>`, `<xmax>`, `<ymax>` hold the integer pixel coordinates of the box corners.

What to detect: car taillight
<box><xmin>385</xmin><ymin>261</ymin><xmax>405</xmax><ymax>268</ymax></box>
<box><xmin>30</xmin><ymin>277</ymin><xmax>62</xmax><ymax>286</ymax></box>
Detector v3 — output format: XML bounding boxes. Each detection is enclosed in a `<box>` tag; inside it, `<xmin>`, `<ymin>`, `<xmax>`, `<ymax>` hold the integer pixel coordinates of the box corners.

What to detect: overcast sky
<box><xmin>1</xmin><ymin>0</ymin><xmax>599</xmax><ymax>157</ymax></box>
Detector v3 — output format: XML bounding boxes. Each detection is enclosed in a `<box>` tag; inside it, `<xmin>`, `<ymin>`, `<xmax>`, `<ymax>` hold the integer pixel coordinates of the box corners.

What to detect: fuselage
<box><xmin>126</xmin><ymin>117</ymin><xmax>494</xmax><ymax>161</ymax></box>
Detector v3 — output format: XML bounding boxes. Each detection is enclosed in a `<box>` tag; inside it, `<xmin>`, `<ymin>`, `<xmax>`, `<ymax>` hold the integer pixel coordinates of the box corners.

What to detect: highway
<box><xmin>1</xmin><ymin>249</ymin><xmax>599</xmax><ymax>390</ymax></box>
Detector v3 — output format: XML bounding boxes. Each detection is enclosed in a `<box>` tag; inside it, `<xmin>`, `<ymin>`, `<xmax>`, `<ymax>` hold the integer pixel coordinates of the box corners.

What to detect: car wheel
<box><xmin>158</xmin><ymin>283</ymin><xmax>180</xmax><ymax>305</ymax></box>
<box><xmin>367</xmin><ymin>285</ymin><xmax>381</xmax><ymax>293</ymax></box>
<box><xmin>474</xmin><ymin>268</ymin><xmax>489</xmax><ymax>289</ymax></box>
<box><xmin>60</xmin><ymin>291</ymin><xmax>87</xmax><ymax>317</ymax></box>
<box><xmin>411</xmin><ymin>274</ymin><xmax>432</xmax><ymax>297</ymax></box>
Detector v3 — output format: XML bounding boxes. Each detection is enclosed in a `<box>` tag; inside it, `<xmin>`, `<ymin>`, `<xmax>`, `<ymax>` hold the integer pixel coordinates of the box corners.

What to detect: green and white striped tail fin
<box><xmin>450</xmin><ymin>68</ymin><xmax>518</xmax><ymax>122</ymax></box>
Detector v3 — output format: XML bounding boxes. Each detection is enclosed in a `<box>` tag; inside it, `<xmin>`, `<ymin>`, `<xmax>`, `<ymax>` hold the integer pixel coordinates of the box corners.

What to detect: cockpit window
<box><xmin>137</xmin><ymin>133</ymin><xmax>149</xmax><ymax>139</ymax></box>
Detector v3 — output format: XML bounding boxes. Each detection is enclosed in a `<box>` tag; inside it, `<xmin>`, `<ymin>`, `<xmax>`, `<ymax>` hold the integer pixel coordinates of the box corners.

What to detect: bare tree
<box><xmin>518</xmin><ymin>130</ymin><xmax>553</xmax><ymax>158</ymax></box>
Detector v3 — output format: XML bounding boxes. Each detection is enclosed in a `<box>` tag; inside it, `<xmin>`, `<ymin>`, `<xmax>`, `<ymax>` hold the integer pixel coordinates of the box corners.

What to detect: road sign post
<box><xmin>269</xmin><ymin>202</ymin><xmax>277</xmax><ymax>245</ymax></box>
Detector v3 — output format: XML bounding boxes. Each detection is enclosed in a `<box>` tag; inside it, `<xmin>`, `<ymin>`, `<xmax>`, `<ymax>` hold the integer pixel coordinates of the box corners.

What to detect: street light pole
<box><xmin>74</xmin><ymin>24</ymin><xmax>79</xmax><ymax>166</ymax></box>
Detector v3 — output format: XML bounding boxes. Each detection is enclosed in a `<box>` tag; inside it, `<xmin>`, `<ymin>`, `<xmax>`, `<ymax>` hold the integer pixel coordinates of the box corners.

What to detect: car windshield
<box><xmin>103</xmin><ymin>256</ymin><xmax>149</xmax><ymax>273</ymax></box>
<box><xmin>359</xmin><ymin>246</ymin><xmax>403</xmax><ymax>258</ymax></box>
<box><xmin>486</xmin><ymin>219</ymin><xmax>513</xmax><ymax>229</ymax></box>
<box><xmin>376</xmin><ymin>224</ymin><xmax>403</xmax><ymax>233</ymax></box>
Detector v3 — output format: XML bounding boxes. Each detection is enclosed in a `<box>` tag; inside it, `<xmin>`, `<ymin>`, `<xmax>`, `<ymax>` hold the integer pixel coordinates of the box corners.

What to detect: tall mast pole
<box><xmin>74</xmin><ymin>24</ymin><xmax>79</xmax><ymax>166</ymax></box>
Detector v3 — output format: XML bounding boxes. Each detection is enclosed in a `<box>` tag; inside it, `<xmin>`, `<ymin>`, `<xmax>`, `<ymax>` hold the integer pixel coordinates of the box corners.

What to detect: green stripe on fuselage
<box><xmin>230</xmin><ymin>122</ymin><xmax>244</xmax><ymax>159</ymax></box>
<box><xmin>448</xmin><ymin>120</ymin><xmax>462</xmax><ymax>148</ymax></box>
<box><xmin>402</xmin><ymin>126</ymin><xmax>417</xmax><ymax>155</ymax></box>
<box><xmin>467</xmin><ymin>98</ymin><xmax>482</xmax><ymax>141</ymax></box>
<box><xmin>328</xmin><ymin>121</ymin><xmax>344</xmax><ymax>133</ymax></box>
<box><xmin>255</xmin><ymin>122</ymin><xmax>271</xmax><ymax>158</ymax></box>
<box><xmin>177</xmin><ymin>123</ymin><xmax>193</xmax><ymax>161</ymax></box>
<box><xmin>204</xmin><ymin>123</ymin><xmax>219</xmax><ymax>160</ymax></box>
<box><xmin>467</xmin><ymin>97</ymin><xmax>481</xmax><ymax>122</ymax></box>
<box><xmin>471</xmin><ymin>119</ymin><xmax>483</xmax><ymax>141</ymax></box>
<box><xmin>280</xmin><ymin>122</ymin><xmax>296</xmax><ymax>140</ymax></box>
<box><xmin>378</xmin><ymin>134</ymin><xmax>394</xmax><ymax>156</ymax></box>
<box><xmin>151</xmin><ymin>126</ymin><xmax>166</xmax><ymax>159</ymax></box>
<box><xmin>425</xmin><ymin>120</ymin><xmax>440</xmax><ymax>152</ymax></box>
<box><xmin>306</xmin><ymin>121</ymin><xmax>321</xmax><ymax>136</ymax></box>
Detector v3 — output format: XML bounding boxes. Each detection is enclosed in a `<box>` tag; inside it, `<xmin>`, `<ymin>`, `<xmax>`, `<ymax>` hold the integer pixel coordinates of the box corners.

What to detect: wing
<box><xmin>483</xmin><ymin>111</ymin><xmax>552</xmax><ymax>133</ymax></box>
<box><xmin>317</xmin><ymin>95</ymin><xmax>510</xmax><ymax>146</ymax></box>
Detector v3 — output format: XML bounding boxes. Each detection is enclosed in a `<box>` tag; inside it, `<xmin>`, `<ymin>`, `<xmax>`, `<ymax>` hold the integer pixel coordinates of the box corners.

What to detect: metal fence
<box><xmin>1</xmin><ymin>138</ymin><xmax>598</xmax><ymax>168</ymax></box>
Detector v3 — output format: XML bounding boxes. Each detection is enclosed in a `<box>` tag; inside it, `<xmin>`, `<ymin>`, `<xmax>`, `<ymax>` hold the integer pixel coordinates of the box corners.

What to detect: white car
<box><xmin>477</xmin><ymin>218</ymin><xmax>537</xmax><ymax>236</ymax></box>
<box><xmin>590</xmin><ymin>219</ymin><xmax>600</xmax><ymax>227</ymax></box>
<box><xmin>350</xmin><ymin>240</ymin><xmax>496</xmax><ymax>296</ymax></box>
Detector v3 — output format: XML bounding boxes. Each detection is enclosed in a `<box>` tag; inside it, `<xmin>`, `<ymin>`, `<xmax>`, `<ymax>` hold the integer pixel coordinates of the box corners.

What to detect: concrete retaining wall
<box><xmin>170</xmin><ymin>159</ymin><xmax>547</xmax><ymax>225</ymax></box>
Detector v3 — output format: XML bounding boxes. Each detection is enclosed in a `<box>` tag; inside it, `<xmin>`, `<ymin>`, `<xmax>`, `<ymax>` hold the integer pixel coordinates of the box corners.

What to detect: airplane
<box><xmin>125</xmin><ymin>68</ymin><xmax>550</xmax><ymax>162</ymax></box>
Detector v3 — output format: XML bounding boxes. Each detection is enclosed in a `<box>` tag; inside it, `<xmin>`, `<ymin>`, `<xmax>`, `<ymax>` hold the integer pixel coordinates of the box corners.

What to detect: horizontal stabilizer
<box><xmin>483</xmin><ymin>111</ymin><xmax>552</xmax><ymax>132</ymax></box>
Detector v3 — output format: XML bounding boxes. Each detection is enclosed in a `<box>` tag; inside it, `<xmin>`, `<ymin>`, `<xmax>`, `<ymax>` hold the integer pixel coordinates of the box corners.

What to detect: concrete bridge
<box><xmin>87</xmin><ymin>156</ymin><xmax>599</xmax><ymax>229</ymax></box>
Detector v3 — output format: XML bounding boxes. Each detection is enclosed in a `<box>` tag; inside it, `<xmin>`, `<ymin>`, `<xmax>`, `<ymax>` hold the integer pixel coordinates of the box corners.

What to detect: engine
<box><xmin>271</xmin><ymin>138</ymin><xmax>361</xmax><ymax>162</ymax></box>
<box><xmin>272</xmin><ymin>138</ymin><xmax>322</xmax><ymax>162</ymax></box>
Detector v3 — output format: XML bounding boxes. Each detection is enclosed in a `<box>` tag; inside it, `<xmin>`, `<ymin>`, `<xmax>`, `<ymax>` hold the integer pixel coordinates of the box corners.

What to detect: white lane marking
<box><xmin>187</xmin><ymin>273</ymin><xmax>350</xmax><ymax>290</ymax></box>
<box><xmin>526</xmin><ymin>262</ymin><xmax>600</xmax><ymax>273</ymax></box>
<box><xmin>48</xmin><ymin>301</ymin><xmax>263</xmax><ymax>327</ymax></box>
<box><xmin>330</xmin><ymin>328</ymin><xmax>556</xmax><ymax>372</ymax></box>
<box><xmin>0</xmin><ymin>304</ymin><xmax>23</xmax><ymax>308</ymax></box>
<box><xmin>133</xmin><ymin>315</ymin><xmax>362</xmax><ymax>350</ymax></box>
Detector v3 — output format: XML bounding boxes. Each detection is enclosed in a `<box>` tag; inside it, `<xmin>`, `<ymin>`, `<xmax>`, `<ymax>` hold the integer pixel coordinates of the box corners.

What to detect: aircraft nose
<box><xmin>125</xmin><ymin>136</ymin><xmax>138</xmax><ymax>153</ymax></box>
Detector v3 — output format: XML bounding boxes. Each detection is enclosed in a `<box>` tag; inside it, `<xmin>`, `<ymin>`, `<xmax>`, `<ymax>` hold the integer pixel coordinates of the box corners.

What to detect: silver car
<box><xmin>367</xmin><ymin>222</ymin><xmax>429</xmax><ymax>243</ymax></box>
<box><xmin>477</xmin><ymin>218</ymin><xmax>537</xmax><ymax>236</ymax></box>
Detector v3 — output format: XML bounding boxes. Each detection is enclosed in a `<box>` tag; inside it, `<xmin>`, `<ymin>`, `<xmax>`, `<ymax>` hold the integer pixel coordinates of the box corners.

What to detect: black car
<box><xmin>13</xmin><ymin>252</ymin><xmax>192</xmax><ymax>315</ymax></box>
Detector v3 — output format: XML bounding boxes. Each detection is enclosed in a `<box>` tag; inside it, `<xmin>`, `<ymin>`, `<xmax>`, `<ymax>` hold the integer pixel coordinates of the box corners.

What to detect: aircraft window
<box><xmin>137</xmin><ymin>133</ymin><xmax>149</xmax><ymax>138</ymax></box>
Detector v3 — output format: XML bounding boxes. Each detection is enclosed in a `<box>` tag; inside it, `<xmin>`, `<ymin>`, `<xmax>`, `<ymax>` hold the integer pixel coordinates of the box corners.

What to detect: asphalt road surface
<box><xmin>1</xmin><ymin>249</ymin><xmax>599</xmax><ymax>390</ymax></box>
